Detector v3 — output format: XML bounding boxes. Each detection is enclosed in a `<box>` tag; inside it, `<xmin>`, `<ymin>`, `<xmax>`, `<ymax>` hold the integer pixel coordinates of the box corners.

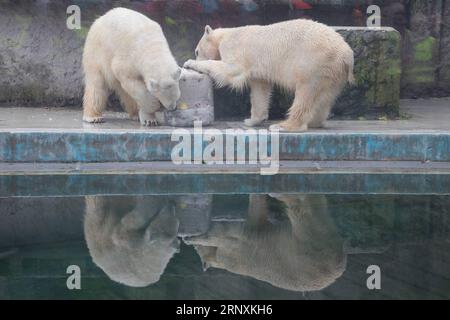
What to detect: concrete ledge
<box><xmin>0</xmin><ymin>101</ymin><xmax>449</xmax><ymax>163</ymax></box>
<box><xmin>1</xmin><ymin>129</ymin><xmax>449</xmax><ymax>162</ymax></box>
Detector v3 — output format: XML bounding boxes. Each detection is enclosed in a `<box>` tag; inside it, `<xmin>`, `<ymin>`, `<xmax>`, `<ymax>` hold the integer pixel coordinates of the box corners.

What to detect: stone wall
<box><xmin>1</xmin><ymin>0</ymin><xmax>433</xmax><ymax>120</ymax></box>
<box><xmin>400</xmin><ymin>0</ymin><xmax>447</xmax><ymax>98</ymax></box>
<box><xmin>440</xmin><ymin>0</ymin><xmax>450</xmax><ymax>92</ymax></box>
<box><xmin>0</xmin><ymin>0</ymin><xmax>402</xmax><ymax>120</ymax></box>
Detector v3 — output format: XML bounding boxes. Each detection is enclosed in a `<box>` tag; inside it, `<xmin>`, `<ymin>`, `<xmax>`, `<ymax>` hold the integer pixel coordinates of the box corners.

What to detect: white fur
<box><xmin>82</xmin><ymin>8</ymin><xmax>181</xmax><ymax>126</ymax></box>
<box><xmin>84</xmin><ymin>196</ymin><xmax>180</xmax><ymax>287</ymax></box>
<box><xmin>184</xmin><ymin>19</ymin><xmax>355</xmax><ymax>131</ymax></box>
<box><xmin>184</xmin><ymin>194</ymin><xmax>346</xmax><ymax>292</ymax></box>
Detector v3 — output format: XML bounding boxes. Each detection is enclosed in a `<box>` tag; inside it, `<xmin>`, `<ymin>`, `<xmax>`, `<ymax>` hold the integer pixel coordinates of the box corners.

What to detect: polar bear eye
<box><xmin>195</xmin><ymin>49</ymin><xmax>199</xmax><ymax>57</ymax></box>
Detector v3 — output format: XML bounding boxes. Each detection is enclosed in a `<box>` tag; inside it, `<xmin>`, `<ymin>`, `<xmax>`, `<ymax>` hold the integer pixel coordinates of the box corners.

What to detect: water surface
<box><xmin>0</xmin><ymin>193</ymin><xmax>449</xmax><ymax>299</ymax></box>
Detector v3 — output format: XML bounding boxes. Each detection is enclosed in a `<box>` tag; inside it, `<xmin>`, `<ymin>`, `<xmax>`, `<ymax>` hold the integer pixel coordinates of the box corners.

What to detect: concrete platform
<box><xmin>0</xmin><ymin>98</ymin><xmax>449</xmax><ymax>163</ymax></box>
<box><xmin>1</xmin><ymin>98</ymin><xmax>449</xmax><ymax>131</ymax></box>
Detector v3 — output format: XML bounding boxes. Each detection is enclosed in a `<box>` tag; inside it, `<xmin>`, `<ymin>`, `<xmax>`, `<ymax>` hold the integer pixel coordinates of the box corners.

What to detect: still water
<box><xmin>0</xmin><ymin>193</ymin><xmax>449</xmax><ymax>299</ymax></box>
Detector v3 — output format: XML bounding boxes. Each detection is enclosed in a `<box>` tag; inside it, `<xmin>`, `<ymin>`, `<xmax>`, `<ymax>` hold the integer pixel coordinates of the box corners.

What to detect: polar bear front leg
<box><xmin>139</xmin><ymin>108</ymin><xmax>159</xmax><ymax>126</ymax></box>
<box><xmin>183</xmin><ymin>59</ymin><xmax>247</xmax><ymax>90</ymax></box>
<box><xmin>138</xmin><ymin>93</ymin><xmax>161</xmax><ymax>127</ymax></box>
<box><xmin>245</xmin><ymin>80</ymin><xmax>272</xmax><ymax>127</ymax></box>
<box><xmin>117</xmin><ymin>77</ymin><xmax>161</xmax><ymax>126</ymax></box>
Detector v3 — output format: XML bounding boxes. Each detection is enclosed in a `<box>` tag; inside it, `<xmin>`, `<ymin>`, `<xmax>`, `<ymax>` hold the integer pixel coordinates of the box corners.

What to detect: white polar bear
<box><xmin>84</xmin><ymin>196</ymin><xmax>180</xmax><ymax>287</ymax></box>
<box><xmin>82</xmin><ymin>8</ymin><xmax>181</xmax><ymax>126</ymax></box>
<box><xmin>184</xmin><ymin>19</ymin><xmax>355</xmax><ymax>131</ymax></box>
<box><xmin>184</xmin><ymin>194</ymin><xmax>346</xmax><ymax>292</ymax></box>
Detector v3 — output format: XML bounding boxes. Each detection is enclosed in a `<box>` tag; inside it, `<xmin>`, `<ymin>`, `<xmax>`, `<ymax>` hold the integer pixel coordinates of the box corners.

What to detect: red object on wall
<box><xmin>292</xmin><ymin>0</ymin><xmax>313</xmax><ymax>10</ymax></box>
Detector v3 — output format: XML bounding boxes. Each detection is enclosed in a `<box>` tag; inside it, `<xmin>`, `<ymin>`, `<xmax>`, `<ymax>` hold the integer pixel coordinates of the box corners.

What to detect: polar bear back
<box><xmin>218</xmin><ymin>19</ymin><xmax>353</xmax><ymax>89</ymax></box>
<box><xmin>83</xmin><ymin>7</ymin><xmax>176</xmax><ymax>81</ymax></box>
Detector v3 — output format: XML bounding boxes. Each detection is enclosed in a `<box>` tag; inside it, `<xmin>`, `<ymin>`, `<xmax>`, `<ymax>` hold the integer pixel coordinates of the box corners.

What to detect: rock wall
<box><xmin>400</xmin><ymin>0</ymin><xmax>447</xmax><ymax>98</ymax></box>
<box><xmin>440</xmin><ymin>0</ymin><xmax>450</xmax><ymax>92</ymax></box>
<box><xmin>0</xmin><ymin>0</ymin><xmax>421</xmax><ymax>120</ymax></box>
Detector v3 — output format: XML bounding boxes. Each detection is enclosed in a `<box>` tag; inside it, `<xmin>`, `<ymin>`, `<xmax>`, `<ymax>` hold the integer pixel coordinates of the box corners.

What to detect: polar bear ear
<box><xmin>205</xmin><ymin>25</ymin><xmax>213</xmax><ymax>35</ymax></box>
<box><xmin>172</xmin><ymin>67</ymin><xmax>182</xmax><ymax>80</ymax></box>
<box><xmin>148</xmin><ymin>79</ymin><xmax>159</xmax><ymax>91</ymax></box>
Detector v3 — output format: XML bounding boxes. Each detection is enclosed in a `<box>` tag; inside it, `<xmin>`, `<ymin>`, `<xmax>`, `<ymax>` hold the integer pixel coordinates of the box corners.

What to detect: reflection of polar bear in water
<box><xmin>84</xmin><ymin>196</ymin><xmax>179</xmax><ymax>287</ymax></box>
<box><xmin>184</xmin><ymin>194</ymin><xmax>346</xmax><ymax>292</ymax></box>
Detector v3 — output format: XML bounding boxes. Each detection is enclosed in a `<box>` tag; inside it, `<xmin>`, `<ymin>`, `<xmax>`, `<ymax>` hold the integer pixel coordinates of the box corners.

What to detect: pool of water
<box><xmin>1</xmin><ymin>192</ymin><xmax>449</xmax><ymax>300</ymax></box>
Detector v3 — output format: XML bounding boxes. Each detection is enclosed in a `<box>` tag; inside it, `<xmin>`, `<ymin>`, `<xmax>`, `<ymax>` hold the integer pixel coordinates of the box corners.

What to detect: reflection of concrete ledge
<box><xmin>1</xmin><ymin>169</ymin><xmax>449</xmax><ymax>197</ymax></box>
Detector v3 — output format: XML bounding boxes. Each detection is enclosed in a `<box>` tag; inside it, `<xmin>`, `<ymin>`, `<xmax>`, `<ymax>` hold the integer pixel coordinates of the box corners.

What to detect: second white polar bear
<box><xmin>82</xmin><ymin>8</ymin><xmax>181</xmax><ymax>125</ymax></box>
<box><xmin>184</xmin><ymin>19</ymin><xmax>355</xmax><ymax>131</ymax></box>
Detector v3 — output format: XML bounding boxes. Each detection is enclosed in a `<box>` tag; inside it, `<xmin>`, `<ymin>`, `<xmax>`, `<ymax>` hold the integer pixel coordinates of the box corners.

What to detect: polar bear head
<box><xmin>147</xmin><ymin>68</ymin><xmax>182</xmax><ymax>111</ymax></box>
<box><xmin>195</xmin><ymin>25</ymin><xmax>220</xmax><ymax>61</ymax></box>
<box><xmin>84</xmin><ymin>196</ymin><xmax>180</xmax><ymax>287</ymax></box>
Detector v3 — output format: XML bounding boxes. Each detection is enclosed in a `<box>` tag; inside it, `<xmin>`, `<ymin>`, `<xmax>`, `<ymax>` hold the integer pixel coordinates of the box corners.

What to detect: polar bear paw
<box><xmin>269</xmin><ymin>122</ymin><xmax>308</xmax><ymax>132</ymax></box>
<box><xmin>139</xmin><ymin>114</ymin><xmax>158</xmax><ymax>127</ymax></box>
<box><xmin>183</xmin><ymin>59</ymin><xmax>196</xmax><ymax>69</ymax></box>
<box><xmin>141</xmin><ymin>118</ymin><xmax>158</xmax><ymax>127</ymax></box>
<box><xmin>244</xmin><ymin>118</ymin><xmax>266</xmax><ymax>127</ymax></box>
<box><xmin>269</xmin><ymin>123</ymin><xmax>284</xmax><ymax>131</ymax></box>
<box><xmin>183</xmin><ymin>59</ymin><xmax>204</xmax><ymax>74</ymax></box>
<box><xmin>83</xmin><ymin>116</ymin><xmax>105</xmax><ymax>123</ymax></box>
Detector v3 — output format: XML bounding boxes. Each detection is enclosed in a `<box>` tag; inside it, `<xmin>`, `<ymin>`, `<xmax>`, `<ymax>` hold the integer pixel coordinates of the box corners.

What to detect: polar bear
<box><xmin>184</xmin><ymin>194</ymin><xmax>346</xmax><ymax>292</ymax></box>
<box><xmin>184</xmin><ymin>19</ymin><xmax>355</xmax><ymax>131</ymax></box>
<box><xmin>82</xmin><ymin>8</ymin><xmax>181</xmax><ymax>126</ymax></box>
<box><xmin>84</xmin><ymin>196</ymin><xmax>180</xmax><ymax>287</ymax></box>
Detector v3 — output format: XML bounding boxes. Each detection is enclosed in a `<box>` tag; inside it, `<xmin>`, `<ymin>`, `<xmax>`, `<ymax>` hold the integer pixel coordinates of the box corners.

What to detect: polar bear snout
<box><xmin>165</xmin><ymin>101</ymin><xmax>178</xmax><ymax>111</ymax></box>
<box><xmin>148</xmin><ymin>80</ymin><xmax>181</xmax><ymax>111</ymax></box>
<box><xmin>159</xmin><ymin>90</ymin><xmax>180</xmax><ymax>111</ymax></box>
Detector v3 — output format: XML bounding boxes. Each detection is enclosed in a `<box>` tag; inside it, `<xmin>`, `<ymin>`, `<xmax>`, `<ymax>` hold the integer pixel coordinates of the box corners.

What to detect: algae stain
<box><xmin>414</xmin><ymin>37</ymin><xmax>437</xmax><ymax>62</ymax></box>
<box><xmin>74</xmin><ymin>26</ymin><xmax>89</xmax><ymax>39</ymax></box>
<box><xmin>165</xmin><ymin>16</ymin><xmax>177</xmax><ymax>26</ymax></box>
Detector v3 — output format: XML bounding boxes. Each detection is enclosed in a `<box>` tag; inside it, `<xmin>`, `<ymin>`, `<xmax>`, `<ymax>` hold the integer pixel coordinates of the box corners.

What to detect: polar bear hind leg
<box><xmin>309</xmin><ymin>81</ymin><xmax>345</xmax><ymax>128</ymax></box>
<box><xmin>271</xmin><ymin>77</ymin><xmax>343</xmax><ymax>132</ymax></box>
<box><xmin>270</xmin><ymin>83</ymin><xmax>318</xmax><ymax>132</ymax></box>
<box><xmin>83</xmin><ymin>72</ymin><xmax>109</xmax><ymax>123</ymax></box>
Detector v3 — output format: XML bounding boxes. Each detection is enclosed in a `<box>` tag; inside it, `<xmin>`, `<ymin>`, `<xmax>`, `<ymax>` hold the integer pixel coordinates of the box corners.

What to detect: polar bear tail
<box><xmin>344</xmin><ymin>52</ymin><xmax>356</xmax><ymax>85</ymax></box>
